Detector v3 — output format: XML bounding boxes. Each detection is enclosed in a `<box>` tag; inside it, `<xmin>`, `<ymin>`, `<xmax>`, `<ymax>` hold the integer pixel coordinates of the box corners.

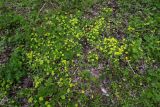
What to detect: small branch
<box><xmin>89</xmin><ymin>47</ymin><xmax>97</xmax><ymax>52</ymax></box>
<box><xmin>50</xmin><ymin>1</ymin><xmax>55</xmax><ymax>7</ymax></box>
<box><xmin>38</xmin><ymin>3</ymin><xmax>46</xmax><ymax>14</ymax></box>
<box><xmin>127</xmin><ymin>60</ymin><xmax>136</xmax><ymax>74</ymax></box>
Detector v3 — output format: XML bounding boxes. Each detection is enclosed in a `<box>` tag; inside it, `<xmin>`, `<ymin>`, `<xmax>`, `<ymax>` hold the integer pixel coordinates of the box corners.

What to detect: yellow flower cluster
<box><xmin>69</xmin><ymin>18</ymin><xmax>78</xmax><ymax>26</ymax></box>
<box><xmin>102</xmin><ymin>7</ymin><xmax>113</xmax><ymax>13</ymax></box>
<box><xmin>90</xmin><ymin>17</ymin><xmax>105</xmax><ymax>36</ymax></box>
<box><xmin>86</xmin><ymin>17</ymin><xmax>106</xmax><ymax>45</ymax></box>
<box><xmin>99</xmin><ymin>37</ymin><xmax>126</xmax><ymax>58</ymax></box>
<box><xmin>128</xmin><ymin>26</ymin><xmax>135</xmax><ymax>31</ymax></box>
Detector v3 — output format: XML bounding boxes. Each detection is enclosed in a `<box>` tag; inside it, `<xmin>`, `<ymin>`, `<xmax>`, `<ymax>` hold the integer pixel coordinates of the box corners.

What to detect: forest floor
<box><xmin>0</xmin><ymin>0</ymin><xmax>160</xmax><ymax>106</ymax></box>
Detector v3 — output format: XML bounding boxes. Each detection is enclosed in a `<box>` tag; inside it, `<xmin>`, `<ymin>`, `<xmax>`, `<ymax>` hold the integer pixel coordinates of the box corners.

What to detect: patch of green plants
<box><xmin>0</xmin><ymin>0</ymin><xmax>160</xmax><ymax>106</ymax></box>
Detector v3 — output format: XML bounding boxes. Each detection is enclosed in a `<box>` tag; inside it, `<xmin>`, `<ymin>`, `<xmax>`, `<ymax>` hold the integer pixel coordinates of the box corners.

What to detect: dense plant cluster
<box><xmin>0</xmin><ymin>0</ymin><xmax>160</xmax><ymax>106</ymax></box>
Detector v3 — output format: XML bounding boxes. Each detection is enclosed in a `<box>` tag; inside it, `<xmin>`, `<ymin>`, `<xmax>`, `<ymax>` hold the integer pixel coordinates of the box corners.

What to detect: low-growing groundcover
<box><xmin>0</xmin><ymin>0</ymin><xmax>160</xmax><ymax>106</ymax></box>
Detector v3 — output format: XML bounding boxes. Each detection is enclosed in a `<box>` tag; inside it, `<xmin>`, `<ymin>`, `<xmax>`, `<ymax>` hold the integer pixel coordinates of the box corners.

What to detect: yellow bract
<box><xmin>28</xmin><ymin>97</ymin><xmax>33</xmax><ymax>103</ymax></box>
<box><xmin>39</xmin><ymin>97</ymin><xmax>44</xmax><ymax>101</ymax></box>
<box><xmin>128</xmin><ymin>26</ymin><xmax>135</xmax><ymax>31</ymax></box>
<box><xmin>70</xmin><ymin>18</ymin><xmax>78</xmax><ymax>26</ymax></box>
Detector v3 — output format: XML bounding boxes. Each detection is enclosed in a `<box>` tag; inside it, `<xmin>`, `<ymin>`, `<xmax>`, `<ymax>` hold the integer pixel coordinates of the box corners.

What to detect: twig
<box><xmin>89</xmin><ymin>47</ymin><xmax>97</xmax><ymax>52</ymax></box>
<box><xmin>50</xmin><ymin>1</ymin><xmax>55</xmax><ymax>7</ymax></box>
<box><xmin>127</xmin><ymin>60</ymin><xmax>136</xmax><ymax>74</ymax></box>
<box><xmin>39</xmin><ymin>3</ymin><xmax>46</xmax><ymax>14</ymax></box>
